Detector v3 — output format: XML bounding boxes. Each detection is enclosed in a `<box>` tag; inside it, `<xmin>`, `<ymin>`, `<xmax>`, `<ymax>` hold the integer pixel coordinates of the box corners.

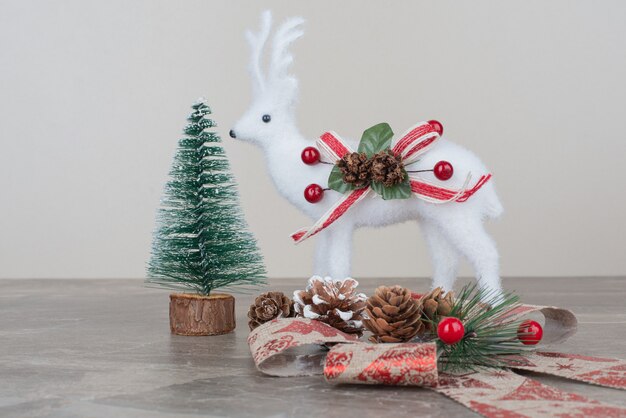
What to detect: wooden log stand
<box><xmin>169</xmin><ymin>293</ymin><xmax>236</xmax><ymax>336</ymax></box>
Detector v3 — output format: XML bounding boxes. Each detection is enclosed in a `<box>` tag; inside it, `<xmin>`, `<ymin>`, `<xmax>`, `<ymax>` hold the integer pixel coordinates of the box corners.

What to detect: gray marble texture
<box><xmin>1</xmin><ymin>277</ymin><xmax>625</xmax><ymax>418</ymax></box>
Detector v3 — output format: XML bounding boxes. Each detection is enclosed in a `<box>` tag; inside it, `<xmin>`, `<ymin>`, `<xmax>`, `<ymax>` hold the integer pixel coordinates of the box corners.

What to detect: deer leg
<box><xmin>313</xmin><ymin>231</ymin><xmax>330</xmax><ymax>276</ymax></box>
<box><xmin>324</xmin><ymin>223</ymin><xmax>353</xmax><ymax>279</ymax></box>
<box><xmin>434</xmin><ymin>215</ymin><xmax>502</xmax><ymax>295</ymax></box>
<box><xmin>420</xmin><ymin>220</ymin><xmax>460</xmax><ymax>291</ymax></box>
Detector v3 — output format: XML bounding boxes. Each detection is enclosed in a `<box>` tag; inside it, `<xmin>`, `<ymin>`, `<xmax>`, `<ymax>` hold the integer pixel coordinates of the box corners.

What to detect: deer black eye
<box><xmin>262</xmin><ymin>114</ymin><xmax>271</xmax><ymax>123</ymax></box>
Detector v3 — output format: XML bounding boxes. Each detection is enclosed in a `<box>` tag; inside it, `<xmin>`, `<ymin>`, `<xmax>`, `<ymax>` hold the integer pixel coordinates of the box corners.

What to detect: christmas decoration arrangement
<box><xmin>147</xmin><ymin>99</ymin><xmax>266</xmax><ymax>336</ymax></box>
<box><xmin>142</xmin><ymin>14</ymin><xmax>625</xmax><ymax>417</ymax></box>
<box><xmin>247</xmin><ymin>278</ymin><xmax>626</xmax><ymax>418</ymax></box>
<box><xmin>231</xmin><ymin>11</ymin><xmax>504</xmax><ymax>297</ymax></box>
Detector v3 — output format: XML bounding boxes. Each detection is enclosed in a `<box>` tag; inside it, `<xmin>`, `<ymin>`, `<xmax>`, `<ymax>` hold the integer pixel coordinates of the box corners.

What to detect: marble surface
<box><xmin>1</xmin><ymin>277</ymin><xmax>625</xmax><ymax>418</ymax></box>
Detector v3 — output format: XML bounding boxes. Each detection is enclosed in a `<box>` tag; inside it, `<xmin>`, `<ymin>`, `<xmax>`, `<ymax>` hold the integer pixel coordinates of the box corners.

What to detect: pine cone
<box><xmin>363</xmin><ymin>285</ymin><xmax>424</xmax><ymax>343</ymax></box>
<box><xmin>419</xmin><ymin>287</ymin><xmax>455</xmax><ymax>323</ymax></box>
<box><xmin>293</xmin><ymin>276</ymin><xmax>367</xmax><ymax>336</ymax></box>
<box><xmin>336</xmin><ymin>152</ymin><xmax>372</xmax><ymax>188</ymax></box>
<box><xmin>370</xmin><ymin>150</ymin><xmax>405</xmax><ymax>187</ymax></box>
<box><xmin>248</xmin><ymin>291</ymin><xmax>294</xmax><ymax>331</ymax></box>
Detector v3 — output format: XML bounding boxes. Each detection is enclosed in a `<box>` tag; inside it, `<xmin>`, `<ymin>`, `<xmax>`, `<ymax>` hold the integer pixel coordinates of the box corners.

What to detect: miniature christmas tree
<box><xmin>147</xmin><ymin>99</ymin><xmax>266</xmax><ymax>296</ymax></box>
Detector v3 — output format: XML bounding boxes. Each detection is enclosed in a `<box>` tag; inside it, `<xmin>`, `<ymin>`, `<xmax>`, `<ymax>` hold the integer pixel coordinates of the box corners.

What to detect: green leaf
<box><xmin>358</xmin><ymin>122</ymin><xmax>394</xmax><ymax>157</ymax></box>
<box><xmin>370</xmin><ymin>171</ymin><xmax>412</xmax><ymax>200</ymax></box>
<box><xmin>328</xmin><ymin>165</ymin><xmax>356</xmax><ymax>193</ymax></box>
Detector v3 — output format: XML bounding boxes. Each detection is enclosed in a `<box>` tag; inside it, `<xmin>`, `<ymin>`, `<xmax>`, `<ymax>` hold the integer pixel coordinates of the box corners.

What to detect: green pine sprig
<box><xmin>146</xmin><ymin>99</ymin><xmax>266</xmax><ymax>295</ymax></box>
<box><xmin>436</xmin><ymin>284</ymin><xmax>530</xmax><ymax>372</ymax></box>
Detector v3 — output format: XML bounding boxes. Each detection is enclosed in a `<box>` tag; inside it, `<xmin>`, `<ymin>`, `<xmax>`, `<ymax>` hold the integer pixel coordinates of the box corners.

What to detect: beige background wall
<box><xmin>1</xmin><ymin>0</ymin><xmax>625</xmax><ymax>279</ymax></box>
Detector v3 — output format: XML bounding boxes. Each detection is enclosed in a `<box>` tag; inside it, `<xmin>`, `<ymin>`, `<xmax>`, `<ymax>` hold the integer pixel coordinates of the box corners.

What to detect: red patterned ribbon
<box><xmin>324</xmin><ymin>342</ymin><xmax>438</xmax><ymax>386</ymax></box>
<box><xmin>498</xmin><ymin>304</ymin><xmax>578</xmax><ymax>345</ymax></box>
<box><xmin>291</xmin><ymin>122</ymin><xmax>492</xmax><ymax>243</ymax></box>
<box><xmin>247</xmin><ymin>317</ymin><xmax>358</xmax><ymax>377</ymax></box>
<box><xmin>434</xmin><ymin>368</ymin><xmax>626</xmax><ymax>418</ymax></box>
<box><xmin>510</xmin><ymin>352</ymin><xmax>626</xmax><ymax>390</ymax></box>
<box><xmin>248</xmin><ymin>306</ymin><xmax>626</xmax><ymax>417</ymax></box>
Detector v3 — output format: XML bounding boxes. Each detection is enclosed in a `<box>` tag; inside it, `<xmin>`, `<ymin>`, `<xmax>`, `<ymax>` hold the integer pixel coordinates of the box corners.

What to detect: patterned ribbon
<box><xmin>434</xmin><ymin>368</ymin><xmax>626</xmax><ymax>417</ymax></box>
<box><xmin>511</xmin><ymin>352</ymin><xmax>626</xmax><ymax>390</ymax></box>
<box><xmin>248</xmin><ymin>306</ymin><xmax>626</xmax><ymax>417</ymax></box>
<box><xmin>247</xmin><ymin>317</ymin><xmax>358</xmax><ymax>377</ymax></box>
<box><xmin>291</xmin><ymin>122</ymin><xmax>492</xmax><ymax>243</ymax></box>
<box><xmin>324</xmin><ymin>342</ymin><xmax>438</xmax><ymax>386</ymax></box>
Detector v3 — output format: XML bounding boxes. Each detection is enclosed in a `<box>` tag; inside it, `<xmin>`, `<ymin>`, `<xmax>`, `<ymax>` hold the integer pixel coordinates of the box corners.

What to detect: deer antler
<box><xmin>245</xmin><ymin>10</ymin><xmax>273</xmax><ymax>94</ymax></box>
<box><xmin>268</xmin><ymin>16</ymin><xmax>305</xmax><ymax>84</ymax></box>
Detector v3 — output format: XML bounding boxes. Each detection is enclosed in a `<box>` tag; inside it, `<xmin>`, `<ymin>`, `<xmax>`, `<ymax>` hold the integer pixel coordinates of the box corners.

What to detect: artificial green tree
<box><xmin>147</xmin><ymin>99</ymin><xmax>266</xmax><ymax>295</ymax></box>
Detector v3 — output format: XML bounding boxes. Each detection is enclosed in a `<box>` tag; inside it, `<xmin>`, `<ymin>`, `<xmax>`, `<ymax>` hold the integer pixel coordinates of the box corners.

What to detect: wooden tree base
<box><xmin>169</xmin><ymin>293</ymin><xmax>235</xmax><ymax>336</ymax></box>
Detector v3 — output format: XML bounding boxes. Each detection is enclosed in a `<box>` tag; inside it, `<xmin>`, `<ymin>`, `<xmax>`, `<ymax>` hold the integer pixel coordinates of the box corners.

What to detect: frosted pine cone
<box><xmin>371</xmin><ymin>150</ymin><xmax>405</xmax><ymax>187</ymax></box>
<box><xmin>293</xmin><ymin>276</ymin><xmax>367</xmax><ymax>336</ymax></box>
<box><xmin>363</xmin><ymin>285</ymin><xmax>424</xmax><ymax>343</ymax></box>
<box><xmin>248</xmin><ymin>291</ymin><xmax>294</xmax><ymax>331</ymax></box>
<box><xmin>336</xmin><ymin>152</ymin><xmax>371</xmax><ymax>188</ymax></box>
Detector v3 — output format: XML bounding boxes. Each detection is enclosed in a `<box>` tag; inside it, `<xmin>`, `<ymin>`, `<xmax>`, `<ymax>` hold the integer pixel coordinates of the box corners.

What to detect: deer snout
<box><xmin>229</xmin><ymin>129</ymin><xmax>237</xmax><ymax>139</ymax></box>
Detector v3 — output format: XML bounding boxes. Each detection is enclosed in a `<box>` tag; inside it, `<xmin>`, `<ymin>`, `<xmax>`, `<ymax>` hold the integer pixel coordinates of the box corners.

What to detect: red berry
<box><xmin>434</xmin><ymin>160</ymin><xmax>454</xmax><ymax>181</ymax></box>
<box><xmin>428</xmin><ymin>120</ymin><xmax>444</xmax><ymax>136</ymax></box>
<box><xmin>301</xmin><ymin>147</ymin><xmax>321</xmax><ymax>165</ymax></box>
<box><xmin>517</xmin><ymin>320</ymin><xmax>543</xmax><ymax>345</ymax></box>
<box><xmin>304</xmin><ymin>184</ymin><xmax>324</xmax><ymax>203</ymax></box>
<box><xmin>437</xmin><ymin>317</ymin><xmax>465</xmax><ymax>345</ymax></box>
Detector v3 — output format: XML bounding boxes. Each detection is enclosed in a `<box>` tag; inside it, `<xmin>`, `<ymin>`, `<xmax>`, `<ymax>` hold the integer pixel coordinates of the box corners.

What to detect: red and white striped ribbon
<box><xmin>291</xmin><ymin>187</ymin><xmax>372</xmax><ymax>243</ymax></box>
<box><xmin>316</xmin><ymin>131</ymin><xmax>353</xmax><ymax>161</ymax></box>
<box><xmin>392</xmin><ymin>122</ymin><xmax>440</xmax><ymax>164</ymax></box>
<box><xmin>292</xmin><ymin>122</ymin><xmax>492</xmax><ymax>244</ymax></box>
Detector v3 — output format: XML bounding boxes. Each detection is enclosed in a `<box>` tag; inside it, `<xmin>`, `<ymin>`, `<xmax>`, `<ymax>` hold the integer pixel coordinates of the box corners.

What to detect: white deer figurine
<box><xmin>231</xmin><ymin>12</ymin><xmax>504</xmax><ymax>294</ymax></box>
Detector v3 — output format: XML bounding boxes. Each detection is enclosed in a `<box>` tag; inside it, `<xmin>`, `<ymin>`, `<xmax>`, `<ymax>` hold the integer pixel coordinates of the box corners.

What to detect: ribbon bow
<box><xmin>291</xmin><ymin>122</ymin><xmax>492</xmax><ymax>243</ymax></box>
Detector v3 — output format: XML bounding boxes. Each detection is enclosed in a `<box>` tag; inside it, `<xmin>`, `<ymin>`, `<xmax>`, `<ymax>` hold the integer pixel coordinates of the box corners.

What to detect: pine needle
<box><xmin>437</xmin><ymin>284</ymin><xmax>531</xmax><ymax>372</ymax></box>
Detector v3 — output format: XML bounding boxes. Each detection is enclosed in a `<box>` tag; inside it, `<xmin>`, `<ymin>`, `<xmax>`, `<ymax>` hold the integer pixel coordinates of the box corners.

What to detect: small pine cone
<box><xmin>293</xmin><ymin>276</ymin><xmax>367</xmax><ymax>336</ymax></box>
<box><xmin>363</xmin><ymin>285</ymin><xmax>424</xmax><ymax>343</ymax></box>
<box><xmin>418</xmin><ymin>287</ymin><xmax>455</xmax><ymax>329</ymax></box>
<box><xmin>370</xmin><ymin>150</ymin><xmax>405</xmax><ymax>187</ymax></box>
<box><xmin>336</xmin><ymin>152</ymin><xmax>372</xmax><ymax>188</ymax></box>
<box><xmin>248</xmin><ymin>291</ymin><xmax>294</xmax><ymax>331</ymax></box>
